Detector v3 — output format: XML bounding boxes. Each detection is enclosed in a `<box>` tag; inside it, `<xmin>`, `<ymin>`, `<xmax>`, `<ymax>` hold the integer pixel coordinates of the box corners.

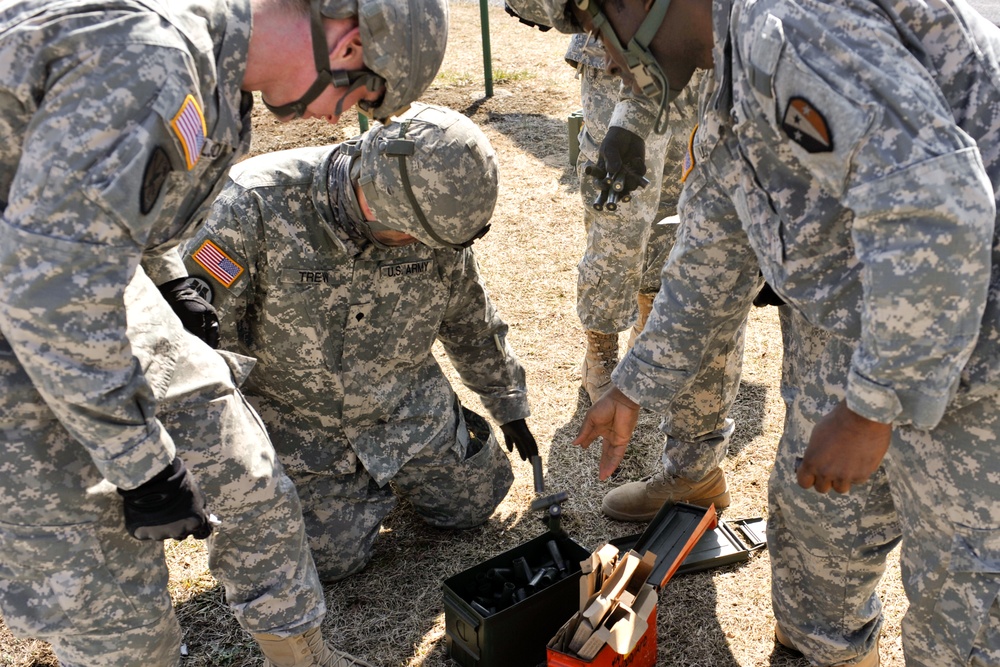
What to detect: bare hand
<box><xmin>797</xmin><ymin>401</ymin><xmax>892</xmax><ymax>494</ymax></box>
<box><xmin>572</xmin><ymin>386</ymin><xmax>641</xmax><ymax>480</ymax></box>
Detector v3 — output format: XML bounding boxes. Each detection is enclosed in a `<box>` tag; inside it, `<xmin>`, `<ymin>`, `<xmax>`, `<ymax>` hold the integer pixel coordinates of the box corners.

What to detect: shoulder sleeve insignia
<box><xmin>681</xmin><ymin>123</ymin><xmax>699</xmax><ymax>183</ymax></box>
<box><xmin>171</xmin><ymin>94</ymin><xmax>207</xmax><ymax>170</ymax></box>
<box><xmin>781</xmin><ymin>97</ymin><xmax>833</xmax><ymax>153</ymax></box>
<box><xmin>140</xmin><ymin>146</ymin><xmax>173</xmax><ymax>214</ymax></box>
<box><xmin>192</xmin><ymin>239</ymin><xmax>244</xmax><ymax>288</ymax></box>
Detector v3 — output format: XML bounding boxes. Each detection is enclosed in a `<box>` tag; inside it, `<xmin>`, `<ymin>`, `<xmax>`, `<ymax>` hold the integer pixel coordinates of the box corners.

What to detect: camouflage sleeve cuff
<box><xmin>141</xmin><ymin>246</ymin><xmax>189</xmax><ymax>286</ymax></box>
<box><xmin>482</xmin><ymin>395</ymin><xmax>531</xmax><ymax>426</ymax></box>
<box><xmin>94</xmin><ymin>427</ymin><xmax>177</xmax><ymax>490</ymax></box>
<box><xmin>845</xmin><ymin>367</ymin><xmax>951</xmax><ymax>430</ymax></box>
<box><xmin>611</xmin><ymin>349</ymin><xmax>688</xmax><ymax>414</ymax></box>
<box><xmin>609</xmin><ymin>96</ymin><xmax>657</xmax><ymax>138</ymax></box>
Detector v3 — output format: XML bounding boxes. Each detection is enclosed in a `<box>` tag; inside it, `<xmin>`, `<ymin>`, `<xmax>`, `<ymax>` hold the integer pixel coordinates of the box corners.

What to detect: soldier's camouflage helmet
<box><xmin>357</xmin><ymin>104</ymin><xmax>499</xmax><ymax>250</ymax></box>
<box><xmin>503</xmin><ymin>0</ymin><xmax>582</xmax><ymax>34</ymax></box>
<box><xmin>265</xmin><ymin>0</ymin><xmax>448</xmax><ymax>121</ymax></box>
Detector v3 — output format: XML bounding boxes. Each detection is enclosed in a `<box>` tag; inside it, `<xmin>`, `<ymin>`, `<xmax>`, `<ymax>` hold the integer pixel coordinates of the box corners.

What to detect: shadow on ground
<box><xmin>728</xmin><ymin>381</ymin><xmax>769</xmax><ymax>458</ymax></box>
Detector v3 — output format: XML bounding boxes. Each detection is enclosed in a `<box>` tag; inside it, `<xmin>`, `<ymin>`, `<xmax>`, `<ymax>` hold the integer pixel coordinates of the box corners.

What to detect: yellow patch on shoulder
<box><xmin>681</xmin><ymin>123</ymin><xmax>698</xmax><ymax>183</ymax></box>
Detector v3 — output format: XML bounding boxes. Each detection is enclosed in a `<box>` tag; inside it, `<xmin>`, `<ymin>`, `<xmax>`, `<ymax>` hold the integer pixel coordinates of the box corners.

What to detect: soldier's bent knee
<box><xmin>422</xmin><ymin>410</ymin><xmax>513</xmax><ymax>530</ymax></box>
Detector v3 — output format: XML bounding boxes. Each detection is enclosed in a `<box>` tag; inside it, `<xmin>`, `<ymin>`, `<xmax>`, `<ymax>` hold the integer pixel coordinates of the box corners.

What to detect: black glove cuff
<box><xmin>157</xmin><ymin>276</ymin><xmax>192</xmax><ymax>293</ymax></box>
<box><xmin>118</xmin><ymin>458</ymin><xmax>180</xmax><ymax>495</ymax></box>
<box><xmin>157</xmin><ymin>276</ymin><xmax>214</xmax><ymax>304</ymax></box>
<box><xmin>117</xmin><ymin>458</ymin><xmax>198</xmax><ymax>521</ymax></box>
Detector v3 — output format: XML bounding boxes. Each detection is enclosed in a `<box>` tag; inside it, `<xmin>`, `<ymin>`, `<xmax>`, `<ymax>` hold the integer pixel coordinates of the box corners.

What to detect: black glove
<box><xmin>585</xmin><ymin>126</ymin><xmax>648</xmax><ymax>198</ymax></box>
<box><xmin>117</xmin><ymin>457</ymin><xmax>213</xmax><ymax>541</ymax></box>
<box><xmin>499</xmin><ymin>419</ymin><xmax>539</xmax><ymax>461</ymax></box>
<box><xmin>157</xmin><ymin>277</ymin><xmax>220</xmax><ymax>348</ymax></box>
<box><xmin>753</xmin><ymin>282</ymin><xmax>786</xmax><ymax>307</ymax></box>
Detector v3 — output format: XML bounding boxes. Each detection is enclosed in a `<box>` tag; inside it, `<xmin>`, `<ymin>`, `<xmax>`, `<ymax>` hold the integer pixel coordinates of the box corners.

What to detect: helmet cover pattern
<box><xmin>358</xmin><ymin>104</ymin><xmax>499</xmax><ymax>248</ymax></box>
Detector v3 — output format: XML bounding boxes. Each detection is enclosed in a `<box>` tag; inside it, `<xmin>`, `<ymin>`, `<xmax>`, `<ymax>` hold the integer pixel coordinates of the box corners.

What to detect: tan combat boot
<box><xmin>255</xmin><ymin>627</ymin><xmax>375</xmax><ymax>667</ymax></box>
<box><xmin>601</xmin><ymin>466</ymin><xmax>730</xmax><ymax>521</ymax></box>
<box><xmin>581</xmin><ymin>330</ymin><xmax>619</xmax><ymax>403</ymax></box>
<box><xmin>626</xmin><ymin>292</ymin><xmax>656</xmax><ymax>350</ymax></box>
<box><xmin>774</xmin><ymin>623</ymin><xmax>880</xmax><ymax>666</ymax></box>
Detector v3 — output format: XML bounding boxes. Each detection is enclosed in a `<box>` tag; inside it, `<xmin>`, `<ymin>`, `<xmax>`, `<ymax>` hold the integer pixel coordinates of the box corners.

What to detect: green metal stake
<box><xmin>480</xmin><ymin>0</ymin><xmax>494</xmax><ymax>97</ymax></box>
<box><xmin>358</xmin><ymin>111</ymin><xmax>369</xmax><ymax>132</ymax></box>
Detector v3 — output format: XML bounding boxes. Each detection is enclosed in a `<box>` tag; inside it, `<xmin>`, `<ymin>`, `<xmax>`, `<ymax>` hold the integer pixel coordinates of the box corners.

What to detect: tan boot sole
<box><xmin>602</xmin><ymin>489</ymin><xmax>731</xmax><ymax>522</ymax></box>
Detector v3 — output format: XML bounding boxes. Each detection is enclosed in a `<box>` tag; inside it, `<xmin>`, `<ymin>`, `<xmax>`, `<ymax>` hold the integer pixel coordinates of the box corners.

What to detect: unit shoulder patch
<box><xmin>781</xmin><ymin>97</ymin><xmax>832</xmax><ymax>153</ymax></box>
<box><xmin>192</xmin><ymin>239</ymin><xmax>244</xmax><ymax>288</ymax></box>
<box><xmin>171</xmin><ymin>94</ymin><xmax>207</xmax><ymax>170</ymax></box>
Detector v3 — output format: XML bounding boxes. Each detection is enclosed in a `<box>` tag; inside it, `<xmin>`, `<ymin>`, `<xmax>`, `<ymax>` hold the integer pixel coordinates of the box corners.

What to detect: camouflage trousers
<box><xmin>0</xmin><ymin>281</ymin><xmax>324</xmax><ymax>666</ymax></box>
<box><xmin>655</xmin><ymin>309</ymin><xmax>746</xmax><ymax>480</ymax></box>
<box><xmin>575</xmin><ymin>64</ymin><xmax>700</xmax><ymax>334</ymax></box>
<box><xmin>771</xmin><ymin>307</ymin><xmax>1000</xmax><ymax>667</ymax></box>
<box><xmin>282</xmin><ymin>406</ymin><xmax>514</xmax><ymax>583</ymax></box>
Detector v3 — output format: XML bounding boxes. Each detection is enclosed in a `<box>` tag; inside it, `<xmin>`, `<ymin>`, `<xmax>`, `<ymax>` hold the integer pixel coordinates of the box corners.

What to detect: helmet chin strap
<box><xmin>573</xmin><ymin>0</ymin><xmax>676</xmax><ymax>133</ymax></box>
<box><xmin>262</xmin><ymin>0</ymin><xmax>383</xmax><ymax>119</ymax></box>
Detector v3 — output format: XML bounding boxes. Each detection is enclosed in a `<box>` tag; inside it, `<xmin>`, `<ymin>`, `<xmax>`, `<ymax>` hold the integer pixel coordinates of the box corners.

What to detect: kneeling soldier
<box><xmin>182</xmin><ymin>103</ymin><xmax>536</xmax><ymax>603</ymax></box>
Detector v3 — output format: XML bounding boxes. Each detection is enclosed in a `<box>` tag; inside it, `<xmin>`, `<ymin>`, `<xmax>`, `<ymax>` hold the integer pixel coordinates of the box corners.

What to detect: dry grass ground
<box><xmin>0</xmin><ymin>3</ymin><xmax>908</xmax><ymax>666</ymax></box>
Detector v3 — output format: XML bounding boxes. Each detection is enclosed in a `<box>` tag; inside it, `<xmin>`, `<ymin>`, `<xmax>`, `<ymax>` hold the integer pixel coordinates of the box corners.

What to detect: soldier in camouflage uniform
<box><xmin>509</xmin><ymin>0</ymin><xmax>1000</xmax><ymax>665</ymax></box>
<box><xmin>566</xmin><ymin>33</ymin><xmax>739</xmax><ymax>521</ymax></box>
<box><xmin>0</xmin><ymin>1</ymin><xmax>448</xmax><ymax>666</ymax></box>
<box><xmin>766</xmin><ymin>306</ymin><xmax>901</xmax><ymax>667</ymax></box>
<box><xmin>566</xmin><ymin>31</ymin><xmax>679</xmax><ymax>403</ymax></box>
<box><xmin>180</xmin><ymin>103</ymin><xmax>536</xmax><ymax>583</ymax></box>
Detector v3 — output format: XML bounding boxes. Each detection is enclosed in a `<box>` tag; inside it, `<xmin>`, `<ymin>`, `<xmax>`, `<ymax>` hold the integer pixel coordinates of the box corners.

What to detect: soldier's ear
<box><xmin>328</xmin><ymin>24</ymin><xmax>365</xmax><ymax>70</ymax></box>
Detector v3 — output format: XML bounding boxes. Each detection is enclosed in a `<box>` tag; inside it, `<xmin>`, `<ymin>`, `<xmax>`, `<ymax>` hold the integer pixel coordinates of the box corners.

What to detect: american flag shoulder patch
<box><xmin>171</xmin><ymin>94</ymin><xmax>207</xmax><ymax>170</ymax></box>
<box><xmin>192</xmin><ymin>239</ymin><xmax>244</xmax><ymax>288</ymax></box>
